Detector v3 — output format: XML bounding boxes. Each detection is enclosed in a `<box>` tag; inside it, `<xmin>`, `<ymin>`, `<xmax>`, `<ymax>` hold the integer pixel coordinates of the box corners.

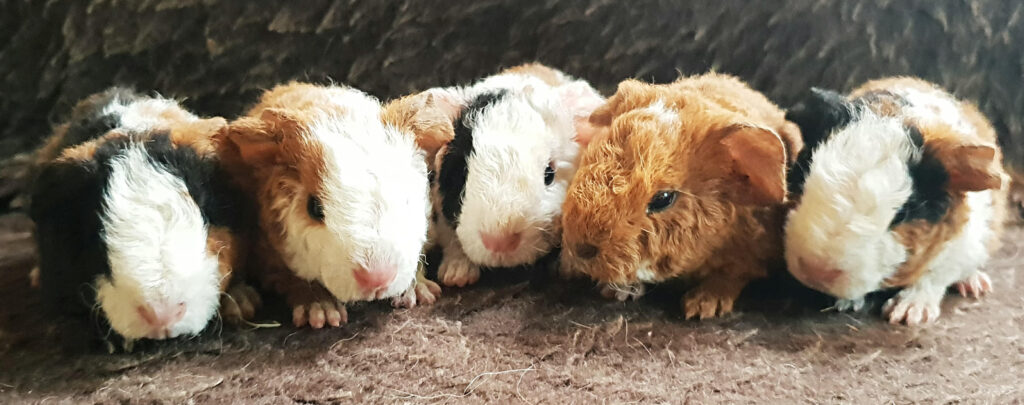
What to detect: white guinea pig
<box><xmin>425</xmin><ymin>63</ymin><xmax>604</xmax><ymax>287</ymax></box>
<box><xmin>784</xmin><ymin>77</ymin><xmax>1009</xmax><ymax>326</ymax></box>
<box><xmin>221</xmin><ymin>82</ymin><xmax>437</xmax><ymax>329</ymax></box>
<box><xmin>29</xmin><ymin>88</ymin><xmax>258</xmax><ymax>344</ymax></box>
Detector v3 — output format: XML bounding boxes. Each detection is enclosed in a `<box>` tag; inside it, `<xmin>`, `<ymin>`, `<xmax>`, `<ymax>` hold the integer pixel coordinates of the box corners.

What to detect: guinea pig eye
<box><xmin>544</xmin><ymin>162</ymin><xmax>556</xmax><ymax>185</ymax></box>
<box><xmin>646</xmin><ymin>190</ymin><xmax>678</xmax><ymax>214</ymax></box>
<box><xmin>307</xmin><ymin>195</ymin><xmax>325</xmax><ymax>222</ymax></box>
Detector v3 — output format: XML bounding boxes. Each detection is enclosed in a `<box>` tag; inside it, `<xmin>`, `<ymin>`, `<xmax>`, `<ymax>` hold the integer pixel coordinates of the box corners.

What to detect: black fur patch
<box><xmin>437</xmin><ymin>90</ymin><xmax>508</xmax><ymax>225</ymax></box>
<box><xmin>785</xmin><ymin>88</ymin><xmax>856</xmax><ymax>196</ymax></box>
<box><xmin>58</xmin><ymin>87</ymin><xmax>141</xmax><ymax>152</ymax></box>
<box><xmin>891</xmin><ymin>125</ymin><xmax>951</xmax><ymax>226</ymax></box>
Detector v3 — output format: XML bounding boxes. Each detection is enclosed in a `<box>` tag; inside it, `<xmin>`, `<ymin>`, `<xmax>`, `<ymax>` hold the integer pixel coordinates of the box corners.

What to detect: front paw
<box><xmin>882</xmin><ymin>287</ymin><xmax>943</xmax><ymax>326</ymax></box>
<box><xmin>599</xmin><ymin>282</ymin><xmax>645</xmax><ymax>301</ymax></box>
<box><xmin>220</xmin><ymin>283</ymin><xmax>264</xmax><ymax>323</ymax></box>
<box><xmin>834</xmin><ymin>297</ymin><xmax>866</xmax><ymax>312</ymax></box>
<box><xmin>292</xmin><ymin>299</ymin><xmax>347</xmax><ymax>329</ymax></box>
<box><xmin>438</xmin><ymin>256</ymin><xmax>481</xmax><ymax>287</ymax></box>
<box><xmin>955</xmin><ymin>271</ymin><xmax>993</xmax><ymax>299</ymax></box>
<box><xmin>682</xmin><ymin>285</ymin><xmax>740</xmax><ymax>320</ymax></box>
<box><xmin>392</xmin><ymin>278</ymin><xmax>442</xmax><ymax>308</ymax></box>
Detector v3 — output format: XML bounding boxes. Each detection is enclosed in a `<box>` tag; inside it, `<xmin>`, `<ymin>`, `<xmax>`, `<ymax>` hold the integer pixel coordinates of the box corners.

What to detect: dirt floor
<box><xmin>0</xmin><ymin>211</ymin><xmax>1021</xmax><ymax>404</ymax></box>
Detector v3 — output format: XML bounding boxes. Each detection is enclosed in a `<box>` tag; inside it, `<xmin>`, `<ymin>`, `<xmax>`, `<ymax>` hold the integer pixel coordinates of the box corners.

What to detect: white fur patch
<box><xmin>785</xmin><ymin>110</ymin><xmax>916</xmax><ymax>299</ymax></box>
<box><xmin>102</xmin><ymin>94</ymin><xmax>199</xmax><ymax>132</ymax></box>
<box><xmin>635</xmin><ymin>261</ymin><xmax>658</xmax><ymax>283</ymax></box>
<box><xmin>277</xmin><ymin>86</ymin><xmax>429</xmax><ymax>302</ymax></box>
<box><xmin>447</xmin><ymin>75</ymin><xmax>582</xmax><ymax>267</ymax></box>
<box><xmin>96</xmin><ymin>144</ymin><xmax>220</xmax><ymax>340</ymax></box>
<box><xmin>642</xmin><ymin>100</ymin><xmax>678</xmax><ymax>126</ymax></box>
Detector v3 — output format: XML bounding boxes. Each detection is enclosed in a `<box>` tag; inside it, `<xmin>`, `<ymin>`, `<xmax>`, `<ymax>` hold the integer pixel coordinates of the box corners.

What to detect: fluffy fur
<box><xmin>221</xmin><ymin>82</ymin><xmax>435</xmax><ymax>328</ymax></box>
<box><xmin>29</xmin><ymin>88</ymin><xmax>252</xmax><ymax>343</ymax></box>
<box><xmin>560</xmin><ymin>73</ymin><xmax>799</xmax><ymax>319</ymax></box>
<box><xmin>421</xmin><ymin>63</ymin><xmax>603</xmax><ymax>287</ymax></box>
<box><xmin>785</xmin><ymin>77</ymin><xmax>1008</xmax><ymax>325</ymax></box>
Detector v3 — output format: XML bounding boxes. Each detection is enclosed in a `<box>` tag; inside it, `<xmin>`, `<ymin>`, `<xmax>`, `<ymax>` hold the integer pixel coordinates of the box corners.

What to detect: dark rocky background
<box><xmin>2</xmin><ymin>0</ymin><xmax>1022</xmax><ymax>167</ymax></box>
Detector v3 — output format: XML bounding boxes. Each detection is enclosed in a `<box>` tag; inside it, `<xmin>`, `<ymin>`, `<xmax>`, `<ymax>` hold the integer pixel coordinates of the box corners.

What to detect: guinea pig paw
<box><xmin>28</xmin><ymin>266</ymin><xmax>40</xmax><ymax>288</ymax></box>
<box><xmin>293</xmin><ymin>300</ymin><xmax>348</xmax><ymax>329</ymax></box>
<box><xmin>391</xmin><ymin>279</ymin><xmax>441</xmax><ymax>309</ymax></box>
<box><xmin>683</xmin><ymin>289</ymin><xmax>737</xmax><ymax>320</ymax></box>
<box><xmin>834</xmin><ymin>298</ymin><xmax>866</xmax><ymax>312</ymax></box>
<box><xmin>220</xmin><ymin>284</ymin><xmax>263</xmax><ymax>322</ymax></box>
<box><xmin>955</xmin><ymin>271</ymin><xmax>993</xmax><ymax>299</ymax></box>
<box><xmin>599</xmin><ymin>283</ymin><xmax>646</xmax><ymax>301</ymax></box>
<box><xmin>438</xmin><ymin>257</ymin><xmax>481</xmax><ymax>287</ymax></box>
<box><xmin>882</xmin><ymin>289</ymin><xmax>942</xmax><ymax>326</ymax></box>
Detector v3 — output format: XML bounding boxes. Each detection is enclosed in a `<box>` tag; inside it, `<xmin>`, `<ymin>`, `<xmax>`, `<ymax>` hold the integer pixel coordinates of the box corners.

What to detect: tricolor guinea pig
<box><xmin>784</xmin><ymin>77</ymin><xmax>1009</xmax><ymax>326</ymax></box>
<box><xmin>560</xmin><ymin>73</ymin><xmax>802</xmax><ymax>319</ymax></box>
<box><xmin>220</xmin><ymin>82</ymin><xmax>437</xmax><ymax>329</ymax></box>
<box><xmin>29</xmin><ymin>87</ymin><xmax>259</xmax><ymax>344</ymax></box>
<box><xmin>419</xmin><ymin>63</ymin><xmax>604</xmax><ymax>287</ymax></box>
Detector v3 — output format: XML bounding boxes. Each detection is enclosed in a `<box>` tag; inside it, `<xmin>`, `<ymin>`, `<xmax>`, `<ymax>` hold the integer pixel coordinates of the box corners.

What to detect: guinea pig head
<box><xmin>226</xmin><ymin>96</ymin><xmax>429</xmax><ymax>302</ymax></box>
<box><xmin>561</xmin><ymin>80</ymin><xmax>788</xmax><ymax>285</ymax></box>
<box><xmin>435</xmin><ymin>82</ymin><xmax>600</xmax><ymax>267</ymax></box>
<box><xmin>783</xmin><ymin>89</ymin><xmax>1005</xmax><ymax>299</ymax></box>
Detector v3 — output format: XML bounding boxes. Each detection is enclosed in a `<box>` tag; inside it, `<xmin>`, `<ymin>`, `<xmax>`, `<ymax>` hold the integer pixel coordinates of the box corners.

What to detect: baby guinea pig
<box><xmin>220</xmin><ymin>82</ymin><xmax>437</xmax><ymax>329</ymax></box>
<box><xmin>560</xmin><ymin>73</ymin><xmax>802</xmax><ymax>320</ymax></box>
<box><xmin>423</xmin><ymin>63</ymin><xmax>604</xmax><ymax>287</ymax></box>
<box><xmin>29</xmin><ymin>87</ymin><xmax>259</xmax><ymax>343</ymax></box>
<box><xmin>784</xmin><ymin>77</ymin><xmax>1009</xmax><ymax>326</ymax></box>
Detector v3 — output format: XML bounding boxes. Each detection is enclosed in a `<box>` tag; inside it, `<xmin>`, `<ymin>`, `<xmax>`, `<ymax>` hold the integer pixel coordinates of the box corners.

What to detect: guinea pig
<box><xmin>560</xmin><ymin>73</ymin><xmax>802</xmax><ymax>320</ymax></box>
<box><xmin>29</xmin><ymin>87</ymin><xmax>260</xmax><ymax>344</ymax></box>
<box><xmin>418</xmin><ymin>63</ymin><xmax>604</xmax><ymax>287</ymax></box>
<box><xmin>220</xmin><ymin>82</ymin><xmax>437</xmax><ymax>329</ymax></box>
<box><xmin>784</xmin><ymin>77</ymin><xmax>1009</xmax><ymax>326</ymax></box>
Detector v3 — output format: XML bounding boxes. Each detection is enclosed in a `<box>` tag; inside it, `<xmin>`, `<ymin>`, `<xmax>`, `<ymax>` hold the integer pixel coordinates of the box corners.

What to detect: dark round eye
<box><xmin>544</xmin><ymin>162</ymin><xmax>556</xmax><ymax>185</ymax></box>
<box><xmin>646</xmin><ymin>190</ymin><xmax>678</xmax><ymax>214</ymax></box>
<box><xmin>307</xmin><ymin>195</ymin><xmax>325</xmax><ymax>222</ymax></box>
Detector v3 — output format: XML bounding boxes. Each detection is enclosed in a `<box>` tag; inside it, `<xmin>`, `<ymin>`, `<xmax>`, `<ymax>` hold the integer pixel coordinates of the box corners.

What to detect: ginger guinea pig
<box><xmin>220</xmin><ymin>82</ymin><xmax>437</xmax><ymax>329</ymax></box>
<box><xmin>784</xmin><ymin>77</ymin><xmax>1008</xmax><ymax>326</ymax></box>
<box><xmin>29</xmin><ymin>88</ymin><xmax>259</xmax><ymax>344</ymax></box>
<box><xmin>560</xmin><ymin>73</ymin><xmax>802</xmax><ymax>319</ymax></box>
<box><xmin>418</xmin><ymin>63</ymin><xmax>603</xmax><ymax>287</ymax></box>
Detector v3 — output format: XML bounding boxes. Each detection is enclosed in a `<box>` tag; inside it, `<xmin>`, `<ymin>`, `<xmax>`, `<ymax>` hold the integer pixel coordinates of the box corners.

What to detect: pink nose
<box><xmin>137</xmin><ymin>302</ymin><xmax>187</xmax><ymax>330</ymax></box>
<box><xmin>480</xmin><ymin>231</ymin><xmax>522</xmax><ymax>254</ymax></box>
<box><xmin>353</xmin><ymin>264</ymin><xmax>398</xmax><ymax>292</ymax></box>
<box><xmin>797</xmin><ymin>257</ymin><xmax>844</xmax><ymax>290</ymax></box>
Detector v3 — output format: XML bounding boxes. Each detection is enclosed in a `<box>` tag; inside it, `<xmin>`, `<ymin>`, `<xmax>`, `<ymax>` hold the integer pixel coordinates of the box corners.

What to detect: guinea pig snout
<box><xmin>136</xmin><ymin>301</ymin><xmax>187</xmax><ymax>338</ymax></box>
<box><xmin>353</xmin><ymin>264</ymin><xmax>398</xmax><ymax>294</ymax></box>
<box><xmin>794</xmin><ymin>257</ymin><xmax>845</xmax><ymax>292</ymax></box>
<box><xmin>480</xmin><ymin>231</ymin><xmax>522</xmax><ymax>254</ymax></box>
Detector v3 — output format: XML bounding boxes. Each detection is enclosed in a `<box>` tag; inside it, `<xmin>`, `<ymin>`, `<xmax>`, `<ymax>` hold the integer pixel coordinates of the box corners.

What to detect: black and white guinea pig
<box><xmin>29</xmin><ymin>87</ymin><xmax>258</xmax><ymax>344</ymax></box>
<box><xmin>784</xmin><ymin>77</ymin><xmax>1008</xmax><ymax>326</ymax></box>
<box><xmin>424</xmin><ymin>63</ymin><xmax>604</xmax><ymax>287</ymax></box>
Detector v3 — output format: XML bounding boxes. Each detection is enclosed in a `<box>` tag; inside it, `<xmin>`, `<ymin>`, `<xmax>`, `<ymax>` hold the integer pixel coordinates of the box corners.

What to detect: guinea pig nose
<box><xmin>574</xmin><ymin>243</ymin><xmax>599</xmax><ymax>259</ymax></box>
<box><xmin>353</xmin><ymin>264</ymin><xmax>398</xmax><ymax>291</ymax></box>
<box><xmin>480</xmin><ymin>231</ymin><xmax>522</xmax><ymax>254</ymax></box>
<box><xmin>796</xmin><ymin>257</ymin><xmax>844</xmax><ymax>289</ymax></box>
<box><xmin>137</xmin><ymin>302</ymin><xmax>187</xmax><ymax>329</ymax></box>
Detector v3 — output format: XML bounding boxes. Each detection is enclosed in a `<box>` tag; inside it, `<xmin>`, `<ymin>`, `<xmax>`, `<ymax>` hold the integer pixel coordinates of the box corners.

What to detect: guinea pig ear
<box><xmin>928</xmin><ymin>139</ymin><xmax>1005</xmax><ymax>192</ymax></box>
<box><xmin>556</xmin><ymin>81</ymin><xmax>605</xmax><ymax>148</ymax></box>
<box><xmin>383</xmin><ymin>89</ymin><xmax>464</xmax><ymax>161</ymax></box>
<box><xmin>718</xmin><ymin>124</ymin><xmax>788</xmax><ymax>206</ymax></box>
<box><xmin>784</xmin><ymin>87</ymin><xmax>853</xmax><ymax>150</ymax></box>
<box><xmin>223</xmin><ymin>109</ymin><xmax>299</xmax><ymax>166</ymax></box>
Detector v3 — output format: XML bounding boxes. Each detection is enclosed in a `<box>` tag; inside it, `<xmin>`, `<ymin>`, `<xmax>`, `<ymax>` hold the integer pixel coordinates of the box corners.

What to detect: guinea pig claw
<box><xmin>438</xmin><ymin>257</ymin><xmax>480</xmax><ymax>287</ymax></box>
<box><xmin>834</xmin><ymin>298</ymin><xmax>866</xmax><ymax>312</ymax></box>
<box><xmin>293</xmin><ymin>300</ymin><xmax>347</xmax><ymax>328</ymax></box>
<box><xmin>683</xmin><ymin>287</ymin><xmax>737</xmax><ymax>320</ymax></box>
<box><xmin>955</xmin><ymin>271</ymin><xmax>993</xmax><ymax>299</ymax></box>
<box><xmin>393</xmin><ymin>278</ymin><xmax>442</xmax><ymax>309</ymax></box>
<box><xmin>599</xmin><ymin>283</ymin><xmax>645</xmax><ymax>301</ymax></box>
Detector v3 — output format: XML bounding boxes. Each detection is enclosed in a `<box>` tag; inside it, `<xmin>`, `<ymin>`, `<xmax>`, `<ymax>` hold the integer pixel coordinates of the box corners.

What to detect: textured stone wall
<box><xmin>1</xmin><ymin>0</ymin><xmax>1021</xmax><ymax>169</ymax></box>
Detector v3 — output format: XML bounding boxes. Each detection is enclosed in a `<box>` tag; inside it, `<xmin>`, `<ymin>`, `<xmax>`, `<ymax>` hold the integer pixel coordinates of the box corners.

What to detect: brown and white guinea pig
<box><xmin>29</xmin><ymin>87</ymin><xmax>259</xmax><ymax>344</ymax></box>
<box><xmin>410</xmin><ymin>63</ymin><xmax>604</xmax><ymax>287</ymax></box>
<box><xmin>219</xmin><ymin>82</ymin><xmax>437</xmax><ymax>329</ymax></box>
<box><xmin>560</xmin><ymin>73</ymin><xmax>802</xmax><ymax>320</ymax></box>
<box><xmin>784</xmin><ymin>77</ymin><xmax>1009</xmax><ymax>326</ymax></box>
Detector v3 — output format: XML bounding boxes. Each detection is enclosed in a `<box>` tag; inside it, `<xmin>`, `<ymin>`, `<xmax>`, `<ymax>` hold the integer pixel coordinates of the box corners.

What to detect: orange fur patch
<box><xmin>500</xmin><ymin>63</ymin><xmax>570</xmax><ymax>86</ymax></box>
